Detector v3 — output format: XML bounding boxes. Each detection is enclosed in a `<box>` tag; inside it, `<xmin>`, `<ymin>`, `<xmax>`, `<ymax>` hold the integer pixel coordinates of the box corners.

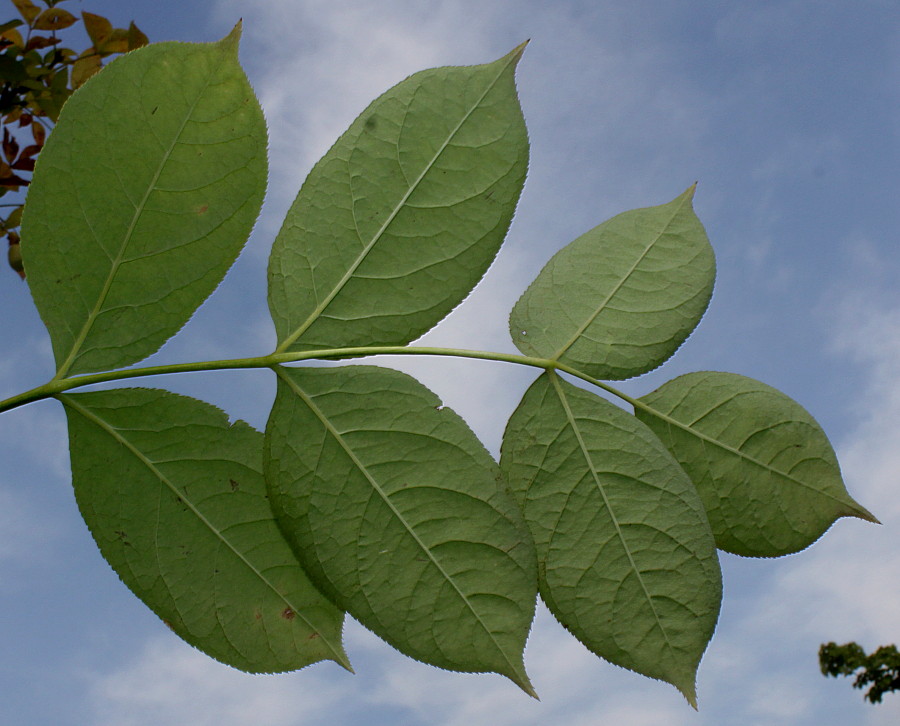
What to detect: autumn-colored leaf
<box><xmin>25</xmin><ymin>35</ymin><xmax>58</xmax><ymax>51</ymax></box>
<box><xmin>71</xmin><ymin>51</ymin><xmax>100</xmax><ymax>88</ymax></box>
<box><xmin>127</xmin><ymin>21</ymin><xmax>148</xmax><ymax>50</ymax></box>
<box><xmin>5</xmin><ymin>205</ymin><xmax>22</xmax><ymax>229</ymax></box>
<box><xmin>7</xmin><ymin>239</ymin><xmax>25</xmax><ymax>278</ymax></box>
<box><xmin>18</xmin><ymin>143</ymin><xmax>39</xmax><ymax>159</ymax></box>
<box><xmin>1</xmin><ymin>26</ymin><xmax>24</xmax><ymax>48</ymax></box>
<box><xmin>96</xmin><ymin>28</ymin><xmax>128</xmax><ymax>55</ymax></box>
<box><xmin>0</xmin><ymin>160</ymin><xmax>28</xmax><ymax>187</ymax></box>
<box><xmin>80</xmin><ymin>11</ymin><xmax>111</xmax><ymax>48</ymax></box>
<box><xmin>11</xmin><ymin>156</ymin><xmax>34</xmax><ymax>172</ymax></box>
<box><xmin>29</xmin><ymin>122</ymin><xmax>44</xmax><ymax>145</ymax></box>
<box><xmin>11</xmin><ymin>0</ymin><xmax>40</xmax><ymax>25</ymax></box>
<box><xmin>0</xmin><ymin>18</ymin><xmax>24</xmax><ymax>34</ymax></box>
<box><xmin>2</xmin><ymin>128</ymin><xmax>19</xmax><ymax>162</ymax></box>
<box><xmin>33</xmin><ymin>7</ymin><xmax>78</xmax><ymax>31</ymax></box>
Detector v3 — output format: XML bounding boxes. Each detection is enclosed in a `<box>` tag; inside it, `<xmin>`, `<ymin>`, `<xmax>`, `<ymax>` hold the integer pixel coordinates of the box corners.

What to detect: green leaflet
<box><xmin>500</xmin><ymin>373</ymin><xmax>721</xmax><ymax>706</ymax></box>
<box><xmin>61</xmin><ymin>387</ymin><xmax>348</xmax><ymax>673</ymax></box>
<box><xmin>264</xmin><ymin>365</ymin><xmax>537</xmax><ymax>696</ymax></box>
<box><xmin>636</xmin><ymin>372</ymin><xmax>878</xmax><ymax>557</ymax></box>
<box><xmin>268</xmin><ymin>44</ymin><xmax>529</xmax><ymax>353</ymax></box>
<box><xmin>21</xmin><ymin>26</ymin><xmax>267</xmax><ymax>377</ymax></box>
<box><xmin>509</xmin><ymin>187</ymin><xmax>715</xmax><ymax>380</ymax></box>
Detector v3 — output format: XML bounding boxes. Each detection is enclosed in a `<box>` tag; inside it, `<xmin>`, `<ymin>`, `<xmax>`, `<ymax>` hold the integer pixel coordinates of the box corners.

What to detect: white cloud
<box><xmin>70</xmin><ymin>3</ymin><xmax>899</xmax><ymax>725</ymax></box>
<box><xmin>87</xmin><ymin>637</ymin><xmax>348</xmax><ymax>726</ymax></box>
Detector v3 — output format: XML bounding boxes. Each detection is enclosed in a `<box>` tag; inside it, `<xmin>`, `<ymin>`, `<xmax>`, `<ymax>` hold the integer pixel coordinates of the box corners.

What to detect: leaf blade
<box><xmin>268</xmin><ymin>44</ymin><xmax>529</xmax><ymax>353</ymax></box>
<box><xmin>61</xmin><ymin>387</ymin><xmax>349</xmax><ymax>673</ymax></box>
<box><xmin>636</xmin><ymin>371</ymin><xmax>878</xmax><ymax>556</ymax></box>
<box><xmin>500</xmin><ymin>373</ymin><xmax>721</xmax><ymax>705</ymax></box>
<box><xmin>22</xmin><ymin>27</ymin><xmax>267</xmax><ymax>376</ymax></box>
<box><xmin>264</xmin><ymin>365</ymin><xmax>537</xmax><ymax>694</ymax></box>
<box><xmin>510</xmin><ymin>186</ymin><xmax>715</xmax><ymax>379</ymax></box>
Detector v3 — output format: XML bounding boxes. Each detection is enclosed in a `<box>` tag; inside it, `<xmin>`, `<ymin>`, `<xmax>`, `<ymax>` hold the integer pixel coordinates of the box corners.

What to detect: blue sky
<box><xmin>1</xmin><ymin>0</ymin><xmax>899</xmax><ymax>724</ymax></box>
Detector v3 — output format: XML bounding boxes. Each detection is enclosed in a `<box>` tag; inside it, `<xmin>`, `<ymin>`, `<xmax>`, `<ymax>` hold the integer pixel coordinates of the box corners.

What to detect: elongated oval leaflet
<box><xmin>636</xmin><ymin>371</ymin><xmax>878</xmax><ymax>557</ymax></box>
<box><xmin>268</xmin><ymin>44</ymin><xmax>529</xmax><ymax>354</ymax></box>
<box><xmin>509</xmin><ymin>186</ymin><xmax>715</xmax><ymax>380</ymax></box>
<box><xmin>22</xmin><ymin>25</ymin><xmax>267</xmax><ymax>377</ymax></box>
<box><xmin>264</xmin><ymin>364</ymin><xmax>537</xmax><ymax>696</ymax></box>
<box><xmin>500</xmin><ymin>372</ymin><xmax>721</xmax><ymax>706</ymax></box>
<box><xmin>61</xmin><ymin>387</ymin><xmax>349</xmax><ymax>673</ymax></box>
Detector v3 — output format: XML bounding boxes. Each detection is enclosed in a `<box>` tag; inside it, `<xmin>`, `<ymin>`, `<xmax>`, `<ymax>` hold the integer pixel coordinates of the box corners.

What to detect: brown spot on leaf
<box><xmin>229</xmin><ymin>478</ymin><xmax>239</xmax><ymax>491</ymax></box>
<box><xmin>307</xmin><ymin>632</ymin><xmax>320</xmax><ymax>640</ymax></box>
<box><xmin>197</xmin><ymin>204</ymin><xmax>209</xmax><ymax>215</ymax></box>
<box><xmin>281</xmin><ymin>607</ymin><xmax>295</xmax><ymax>620</ymax></box>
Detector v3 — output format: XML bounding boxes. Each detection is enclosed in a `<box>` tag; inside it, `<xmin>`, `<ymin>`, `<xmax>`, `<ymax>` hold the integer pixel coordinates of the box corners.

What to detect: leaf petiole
<box><xmin>0</xmin><ymin>346</ymin><xmax>561</xmax><ymax>415</ymax></box>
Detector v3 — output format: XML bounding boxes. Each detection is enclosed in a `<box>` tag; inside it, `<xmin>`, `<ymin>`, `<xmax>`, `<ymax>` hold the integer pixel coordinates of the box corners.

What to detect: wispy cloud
<box><xmin>70</xmin><ymin>3</ymin><xmax>900</xmax><ymax>725</ymax></box>
<box><xmin>87</xmin><ymin>637</ymin><xmax>348</xmax><ymax>726</ymax></box>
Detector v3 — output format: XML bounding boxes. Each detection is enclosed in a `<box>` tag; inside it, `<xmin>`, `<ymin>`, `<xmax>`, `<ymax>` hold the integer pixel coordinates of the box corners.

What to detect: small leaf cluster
<box><xmin>1</xmin><ymin>26</ymin><xmax>878</xmax><ymax>707</ymax></box>
<box><xmin>820</xmin><ymin>642</ymin><xmax>900</xmax><ymax>704</ymax></box>
<box><xmin>0</xmin><ymin>0</ymin><xmax>147</xmax><ymax>277</ymax></box>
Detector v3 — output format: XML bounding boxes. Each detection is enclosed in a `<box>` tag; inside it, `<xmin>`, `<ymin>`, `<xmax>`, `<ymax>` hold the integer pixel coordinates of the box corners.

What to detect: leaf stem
<box><xmin>0</xmin><ymin>344</ymin><xmax>642</xmax><ymax>416</ymax></box>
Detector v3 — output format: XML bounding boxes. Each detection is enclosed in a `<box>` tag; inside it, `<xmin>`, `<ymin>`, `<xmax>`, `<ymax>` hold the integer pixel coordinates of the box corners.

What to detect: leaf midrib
<box><xmin>277</xmin><ymin>368</ymin><xmax>523</xmax><ymax>678</ymax></box>
<box><xmin>549</xmin><ymin>373</ymin><xmax>676</xmax><ymax>655</ymax></box>
<box><xmin>550</xmin><ymin>193</ymin><xmax>690</xmax><ymax>362</ymax></box>
<box><xmin>635</xmin><ymin>390</ymin><xmax>875</xmax><ymax>520</ymax></box>
<box><xmin>60</xmin><ymin>393</ymin><xmax>348</xmax><ymax>666</ymax></box>
<box><xmin>55</xmin><ymin>57</ymin><xmax>220</xmax><ymax>379</ymax></box>
<box><xmin>276</xmin><ymin>54</ymin><xmax>519</xmax><ymax>353</ymax></box>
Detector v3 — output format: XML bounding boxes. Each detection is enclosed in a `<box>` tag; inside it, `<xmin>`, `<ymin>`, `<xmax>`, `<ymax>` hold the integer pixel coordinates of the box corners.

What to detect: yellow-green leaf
<box><xmin>21</xmin><ymin>26</ymin><xmax>267</xmax><ymax>376</ymax></box>
<box><xmin>501</xmin><ymin>373</ymin><xmax>721</xmax><ymax>705</ymax></box>
<box><xmin>62</xmin><ymin>387</ymin><xmax>350</xmax><ymax>673</ymax></box>
<box><xmin>637</xmin><ymin>371</ymin><xmax>878</xmax><ymax>556</ymax></box>
<box><xmin>32</xmin><ymin>7</ymin><xmax>77</xmax><ymax>31</ymax></box>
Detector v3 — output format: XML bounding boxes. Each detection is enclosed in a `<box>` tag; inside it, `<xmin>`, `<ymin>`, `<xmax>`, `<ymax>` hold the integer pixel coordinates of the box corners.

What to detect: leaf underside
<box><xmin>14</xmin><ymin>25</ymin><xmax>876</xmax><ymax>706</ymax></box>
<box><xmin>268</xmin><ymin>44</ymin><xmax>529</xmax><ymax>353</ymax></box>
<box><xmin>636</xmin><ymin>371</ymin><xmax>878</xmax><ymax>557</ymax></box>
<box><xmin>61</xmin><ymin>387</ymin><xmax>349</xmax><ymax>673</ymax></box>
<box><xmin>501</xmin><ymin>373</ymin><xmax>721</xmax><ymax>705</ymax></box>
<box><xmin>264</xmin><ymin>364</ymin><xmax>537</xmax><ymax>696</ymax></box>
<box><xmin>510</xmin><ymin>186</ymin><xmax>715</xmax><ymax>380</ymax></box>
<box><xmin>22</xmin><ymin>26</ymin><xmax>267</xmax><ymax>377</ymax></box>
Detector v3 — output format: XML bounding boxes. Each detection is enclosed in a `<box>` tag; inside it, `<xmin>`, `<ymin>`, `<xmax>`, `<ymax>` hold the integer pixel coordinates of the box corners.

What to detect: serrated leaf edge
<box><xmin>274</xmin><ymin>366</ymin><xmax>534</xmax><ymax>695</ymax></box>
<box><xmin>276</xmin><ymin>46</ymin><xmax>526</xmax><ymax>353</ymax></box>
<box><xmin>549</xmin><ymin>186</ymin><xmax>697</xmax><ymax>364</ymax></box>
<box><xmin>547</xmin><ymin>372</ymin><xmax>697</xmax><ymax>704</ymax></box>
<box><xmin>52</xmin><ymin>33</ymin><xmax>255</xmax><ymax>379</ymax></box>
<box><xmin>60</xmin><ymin>392</ymin><xmax>352</xmax><ymax>671</ymax></box>
<box><xmin>635</xmin><ymin>383</ymin><xmax>879</xmax><ymax>527</ymax></box>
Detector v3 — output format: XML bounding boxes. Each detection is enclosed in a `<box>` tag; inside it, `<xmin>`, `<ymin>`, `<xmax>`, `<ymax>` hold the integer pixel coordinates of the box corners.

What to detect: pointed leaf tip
<box><xmin>637</xmin><ymin>371</ymin><xmax>878</xmax><ymax>556</ymax></box>
<box><xmin>23</xmin><ymin>24</ymin><xmax>267</xmax><ymax>376</ymax></box>
<box><xmin>509</xmin><ymin>188</ymin><xmax>715</xmax><ymax>380</ymax></box>
<box><xmin>220</xmin><ymin>20</ymin><xmax>242</xmax><ymax>52</ymax></box>
<box><xmin>851</xmin><ymin>501</ymin><xmax>880</xmax><ymax>525</ymax></box>
<box><xmin>508</xmin><ymin>39</ymin><xmax>530</xmax><ymax>65</ymax></box>
<box><xmin>681</xmin><ymin>679</ymin><xmax>698</xmax><ymax>710</ymax></box>
<box><xmin>519</xmin><ymin>676</ymin><xmax>539</xmax><ymax>700</ymax></box>
<box><xmin>501</xmin><ymin>374</ymin><xmax>720</xmax><ymax>702</ymax></box>
<box><xmin>265</xmin><ymin>366</ymin><xmax>537</xmax><ymax>688</ymax></box>
<box><xmin>268</xmin><ymin>44</ymin><xmax>529</xmax><ymax>353</ymax></box>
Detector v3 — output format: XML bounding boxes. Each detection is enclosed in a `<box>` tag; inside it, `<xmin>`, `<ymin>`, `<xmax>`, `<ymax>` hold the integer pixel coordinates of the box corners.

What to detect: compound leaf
<box><xmin>636</xmin><ymin>371</ymin><xmax>878</xmax><ymax>557</ymax></box>
<box><xmin>500</xmin><ymin>372</ymin><xmax>721</xmax><ymax>705</ymax></box>
<box><xmin>264</xmin><ymin>365</ymin><xmax>537</xmax><ymax>695</ymax></box>
<box><xmin>510</xmin><ymin>186</ymin><xmax>714</xmax><ymax>380</ymax></box>
<box><xmin>268</xmin><ymin>44</ymin><xmax>529</xmax><ymax>353</ymax></box>
<box><xmin>61</xmin><ymin>387</ymin><xmax>349</xmax><ymax>673</ymax></box>
<box><xmin>22</xmin><ymin>26</ymin><xmax>266</xmax><ymax>377</ymax></box>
